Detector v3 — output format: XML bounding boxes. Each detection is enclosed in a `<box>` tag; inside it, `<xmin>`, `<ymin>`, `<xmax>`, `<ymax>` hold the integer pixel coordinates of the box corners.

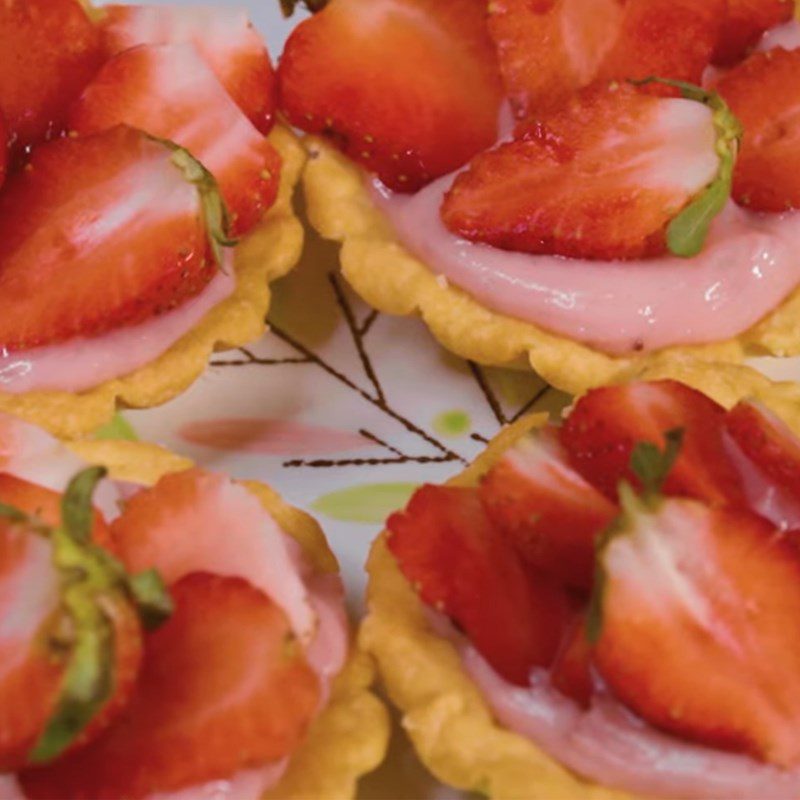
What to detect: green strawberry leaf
<box><xmin>631</xmin><ymin>77</ymin><xmax>743</xmax><ymax>258</ymax></box>
<box><xmin>630</xmin><ymin>427</ymin><xmax>685</xmax><ymax>496</ymax></box>
<box><xmin>127</xmin><ymin>569</ymin><xmax>174</xmax><ymax>630</ymax></box>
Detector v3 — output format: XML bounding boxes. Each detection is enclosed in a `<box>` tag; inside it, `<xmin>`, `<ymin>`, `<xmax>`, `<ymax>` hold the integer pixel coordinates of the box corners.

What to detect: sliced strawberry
<box><xmin>725</xmin><ymin>400</ymin><xmax>800</xmax><ymax>499</ymax></box>
<box><xmin>559</xmin><ymin>380</ymin><xmax>746</xmax><ymax>505</ymax></box>
<box><xmin>110</xmin><ymin>468</ymin><xmax>316</xmax><ymax>641</ymax></box>
<box><xmin>0</xmin><ymin>125</ymin><xmax>220</xmax><ymax>352</ymax></box>
<box><xmin>0</xmin><ymin>0</ymin><xmax>101</xmax><ymax>154</ymax></box>
<box><xmin>69</xmin><ymin>43</ymin><xmax>281</xmax><ymax>237</ymax></box>
<box><xmin>714</xmin><ymin>0</ymin><xmax>795</xmax><ymax>65</ymax></box>
<box><xmin>592</xmin><ymin>492</ymin><xmax>800</xmax><ymax>766</ymax></box>
<box><xmin>441</xmin><ymin>83</ymin><xmax>721</xmax><ymax>260</ymax></box>
<box><xmin>551</xmin><ymin>611</ymin><xmax>594</xmax><ymax>708</ymax></box>
<box><xmin>0</xmin><ymin>505</ymin><xmax>142</xmax><ymax>770</ymax></box>
<box><xmin>20</xmin><ymin>573</ymin><xmax>320</xmax><ymax>799</ymax></box>
<box><xmin>487</xmin><ymin>0</ymin><xmax>723</xmax><ymax>118</ymax></box>
<box><xmin>98</xmin><ymin>4</ymin><xmax>276</xmax><ymax>135</ymax></box>
<box><xmin>479</xmin><ymin>429</ymin><xmax>617</xmax><ymax>591</ymax></box>
<box><xmin>278</xmin><ymin>0</ymin><xmax>504</xmax><ymax>191</ymax></box>
<box><xmin>0</xmin><ymin>473</ymin><xmax>114</xmax><ymax>553</ymax></box>
<box><xmin>717</xmin><ymin>47</ymin><xmax>800</xmax><ymax>212</ymax></box>
<box><xmin>387</xmin><ymin>484</ymin><xmax>571</xmax><ymax>685</ymax></box>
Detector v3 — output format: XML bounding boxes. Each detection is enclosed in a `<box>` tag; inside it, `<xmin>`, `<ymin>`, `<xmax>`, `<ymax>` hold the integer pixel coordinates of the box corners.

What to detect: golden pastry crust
<box><xmin>359</xmin><ymin>363</ymin><xmax>800</xmax><ymax>799</ymax></box>
<box><xmin>70</xmin><ymin>438</ymin><xmax>390</xmax><ymax>800</ymax></box>
<box><xmin>0</xmin><ymin>126</ymin><xmax>305</xmax><ymax>441</ymax></box>
<box><xmin>302</xmin><ymin>136</ymin><xmax>797</xmax><ymax>396</ymax></box>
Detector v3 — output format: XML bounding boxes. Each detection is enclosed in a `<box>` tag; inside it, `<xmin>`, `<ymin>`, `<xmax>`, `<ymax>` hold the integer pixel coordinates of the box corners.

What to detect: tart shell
<box><xmin>69</xmin><ymin>437</ymin><xmax>391</xmax><ymax>800</ymax></box>
<box><xmin>302</xmin><ymin>136</ymin><xmax>800</xmax><ymax>397</ymax></box>
<box><xmin>359</xmin><ymin>361</ymin><xmax>800</xmax><ymax>799</ymax></box>
<box><xmin>0</xmin><ymin>125</ymin><xmax>306</xmax><ymax>441</ymax></box>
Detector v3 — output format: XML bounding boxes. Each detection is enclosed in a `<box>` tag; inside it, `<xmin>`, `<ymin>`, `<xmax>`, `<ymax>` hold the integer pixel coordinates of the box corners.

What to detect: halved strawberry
<box><xmin>559</xmin><ymin>380</ymin><xmax>746</xmax><ymax>505</ymax></box>
<box><xmin>110</xmin><ymin>468</ymin><xmax>316</xmax><ymax>641</ymax></box>
<box><xmin>592</xmin><ymin>491</ymin><xmax>800</xmax><ymax>766</ymax></box>
<box><xmin>0</xmin><ymin>125</ymin><xmax>225</xmax><ymax>352</ymax></box>
<box><xmin>441</xmin><ymin>83</ymin><xmax>723</xmax><ymax>260</ymax></box>
<box><xmin>20</xmin><ymin>573</ymin><xmax>320</xmax><ymax>799</ymax></box>
<box><xmin>714</xmin><ymin>0</ymin><xmax>795</xmax><ymax>65</ymax></box>
<box><xmin>717</xmin><ymin>47</ymin><xmax>800</xmax><ymax>211</ymax></box>
<box><xmin>0</xmin><ymin>474</ymin><xmax>144</xmax><ymax>771</ymax></box>
<box><xmin>69</xmin><ymin>43</ymin><xmax>281</xmax><ymax>237</ymax></box>
<box><xmin>479</xmin><ymin>429</ymin><xmax>617</xmax><ymax>591</ymax></box>
<box><xmin>725</xmin><ymin>400</ymin><xmax>800</xmax><ymax>498</ymax></box>
<box><xmin>487</xmin><ymin>0</ymin><xmax>724</xmax><ymax>118</ymax></box>
<box><xmin>387</xmin><ymin>484</ymin><xmax>570</xmax><ymax>685</ymax></box>
<box><xmin>0</xmin><ymin>473</ymin><xmax>114</xmax><ymax>553</ymax></box>
<box><xmin>278</xmin><ymin>0</ymin><xmax>504</xmax><ymax>192</ymax></box>
<box><xmin>0</xmin><ymin>0</ymin><xmax>102</xmax><ymax>153</ymax></box>
<box><xmin>98</xmin><ymin>4</ymin><xmax>276</xmax><ymax>134</ymax></box>
<box><xmin>551</xmin><ymin>611</ymin><xmax>594</xmax><ymax>708</ymax></box>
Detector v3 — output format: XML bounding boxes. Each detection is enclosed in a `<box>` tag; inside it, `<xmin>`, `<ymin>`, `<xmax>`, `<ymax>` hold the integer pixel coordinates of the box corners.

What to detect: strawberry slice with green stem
<box><xmin>487</xmin><ymin>0</ymin><xmax>725</xmax><ymax>118</ymax></box>
<box><xmin>98</xmin><ymin>4</ymin><xmax>277</xmax><ymax>135</ymax></box>
<box><xmin>388</xmin><ymin>484</ymin><xmax>571</xmax><ymax>685</ymax></box>
<box><xmin>69</xmin><ymin>43</ymin><xmax>281</xmax><ymax>237</ymax></box>
<box><xmin>589</xmin><ymin>436</ymin><xmax>800</xmax><ymax>767</ymax></box>
<box><xmin>441</xmin><ymin>80</ymin><xmax>741</xmax><ymax>260</ymax></box>
<box><xmin>278</xmin><ymin>0</ymin><xmax>504</xmax><ymax>192</ymax></box>
<box><xmin>20</xmin><ymin>572</ymin><xmax>320</xmax><ymax>800</ymax></box>
<box><xmin>479</xmin><ymin>428</ymin><xmax>617</xmax><ymax>591</ymax></box>
<box><xmin>559</xmin><ymin>380</ymin><xmax>747</xmax><ymax>505</ymax></box>
<box><xmin>0</xmin><ymin>125</ymin><xmax>233</xmax><ymax>352</ymax></box>
<box><xmin>0</xmin><ymin>468</ymin><xmax>171</xmax><ymax>771</ymax></box>
<box><xmin>0</xmin><ymin>0</ymin><xmax>102</xmax><ymax>155</ymax></box>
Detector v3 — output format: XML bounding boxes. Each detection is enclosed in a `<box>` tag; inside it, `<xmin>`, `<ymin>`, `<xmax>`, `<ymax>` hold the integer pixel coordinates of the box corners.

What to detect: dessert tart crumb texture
<box><xmin>0</xmin><ymin>125</ymin><xmax>305</xmax><ymax>441</ymax></box>
<box><xmin>359</xmin><ymin>360</ymin><xmax>800</xmax><ymax>799</ymax></box>
<box><xmin>68</xmin><ymin>437</ymin><xmax>391</xmax><ymax>800</ymax></box>
<box><xmin>303</xmin><ymin>136</ymin><xmax>800</xmax><ymax>397</ymax></box>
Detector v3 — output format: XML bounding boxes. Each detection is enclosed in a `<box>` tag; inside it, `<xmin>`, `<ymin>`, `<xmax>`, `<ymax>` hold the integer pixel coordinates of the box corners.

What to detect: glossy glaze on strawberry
<box><xmin>0</xmin><ymin>416</ymin><xmax>350</xmax><ymax>800</ymax></box>
<box><xmin>283</xmin><ymin>0</ymin><xmax>800</xmax><ymax>356</ymax></box>
<box><xmin>0</xmin><ymin>1</ymin><xmax>282</xmax><ymax>389</ymax></box>
<box><xmin>389</xmin><ymin>380</ymin><xmax>800</xmax><ymax>797</ymax></box>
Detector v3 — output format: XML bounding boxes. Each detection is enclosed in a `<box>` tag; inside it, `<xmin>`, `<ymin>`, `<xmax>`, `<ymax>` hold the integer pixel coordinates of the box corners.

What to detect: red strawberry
<box><xmin>20</xmin><ymin>573</ymin><xmax>320</xmax><ymax>799</ymax></box>
<box><xmin>0</xmin><ymin>0</ymin><xmax>102</xmax><ymax>153</ymax></box>
<box><xmin>0</xmin><ymin>113</ymin><xmax>6</xmax><ymax>190</ymax></box>
<box><xmin>0</xmin><ymin>473</ymin><xmax>114</xmax><ymax>553</ymax></box>
<box><xmin>714</xmin><ymin>0</ymin><xmax>794</xmax><ymax>65</ymax></box>
<box><xmin>716</xmin><ymin>47</ymin><xmax>800</xmax><ymax>212</ymax></box>
<box><xmin>0</xmin><ymin>125</ymin><xmax>223</xmax><ymax>352</ymax></box>
<box><xmin>725</xmin><ymin>400</ymin><xmax>800</xmax><ymax>498</ymax></box>
<box><xmin>278</xmin><ymin>0</ymin><xmax>504</xmax><ymax>192</ymax></box>
<box><xmin>110</xmin><ymin>468</ymin><xmax>316</xmax><ymax>640</ymax></box>
<box><xmin>98</xmin><ymin>4</ymin><xmax>276</xmax><ymax>134</ymax></box>
<box><xmin>0</xmin><ymin>486</ymin><xmax>143</xmax><ymax>771</ymax></box>
<box><xmin>559</xmin><ymin>380</ymin><xmax>746</xmax><ymax>505</ymax></box>
<box><xmin>387</xmin><ymin>484</ymin><xmax>571</xmax><ymax>685</ymax></box>
<box><xmin>479</xmin><ymin>428</ymin><xmax>617</xmax><ymax>591</ymax></box>
<box><xmin>441</xmin><ymin>83</ymin><xmax>722</xmax><ymax>260</ymax></box>
<box><xmin>551</xmin><ymin>612</ymin><xmax>594</xmax><ymax>708</ymax></box>
<box><xmin>487</xmin><ymin>0</ymin><xmax>724</xmax><ymax>118</ymax></box>
<box><xmin>592</xmin><ymin>491</ymin><xmax>800</xmax><ymax>766</ymax></box>
<box><xmin>69</xmin><ymin>43</ymin><xmax>281</xmax><ymax>237</ymax></box>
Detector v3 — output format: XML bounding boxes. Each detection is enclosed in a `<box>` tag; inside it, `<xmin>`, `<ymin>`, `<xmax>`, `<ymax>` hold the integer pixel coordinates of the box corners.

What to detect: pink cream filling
<box><xmin>0</xmin><ymin>252</ymin><xmax>236</xmax><ymax>395</ymax></box>
<box><xmin>0</xmin><ymin>426</ymin><xmax>349</xmax><ymax>800</ymax></box>
<box><xmin>464</xmin><ymin>649</ymin><xmax>800</xmax><ymax>800</ymax></box>
<box><xmin>372</xmin><ymin>179</ymin><xmax>800</xmax><ymax>355</ymax></box>
<box><xmin>437</xmin><ymin>426</ymin><xmax>800</xmax><ymax>799</ymax></box>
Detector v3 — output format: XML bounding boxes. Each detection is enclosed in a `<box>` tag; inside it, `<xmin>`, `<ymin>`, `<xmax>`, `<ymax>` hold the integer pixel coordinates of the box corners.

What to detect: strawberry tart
<box><xmin>0</xmin><ymin>1</ymin><xmax>305</xmax><ymax>438</ymax></box>
<box><xmin>281</xmin><ymin>0</ymin><xmax>800</xmax><ymax>395</ymax></box>
<box><xmin>361</xmin><ymin>363</ymin><xmax>800</xmax><ymax>799</ymax></box>
<box><xmin>0</xmin><ymin>412</ymin><xmax>388</xmax><ymax>800</ymax></box>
